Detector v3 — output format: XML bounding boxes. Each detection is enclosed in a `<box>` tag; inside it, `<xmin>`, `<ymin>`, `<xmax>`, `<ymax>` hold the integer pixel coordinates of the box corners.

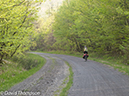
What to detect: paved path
<box><xmin>3</xmin><ymin>52</ymin><xmax>129</xmax><ymax>96</ymax></box>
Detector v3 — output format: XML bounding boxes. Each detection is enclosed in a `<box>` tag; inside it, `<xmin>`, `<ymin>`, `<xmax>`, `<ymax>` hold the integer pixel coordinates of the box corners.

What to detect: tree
<box><xmin>31</xmin><ymin>15</ymin><xmax>56</xmax><ymax>51</ymax></box>
<box><xmin>0</xmin><ymin>0</ymin><xmax>44</xmax><ymax>63</ymax></box>
<box><xmin>52</xmin><ymin>0</ymin><xmax>129</xmax><ymax>63</ymax></box>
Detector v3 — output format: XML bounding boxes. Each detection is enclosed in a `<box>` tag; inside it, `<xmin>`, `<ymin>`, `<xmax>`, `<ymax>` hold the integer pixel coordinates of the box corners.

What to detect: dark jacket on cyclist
<box><xmin>83</xmin><ymin>46</ymin><xmax>89</xmax><ymax>58</ymax></box>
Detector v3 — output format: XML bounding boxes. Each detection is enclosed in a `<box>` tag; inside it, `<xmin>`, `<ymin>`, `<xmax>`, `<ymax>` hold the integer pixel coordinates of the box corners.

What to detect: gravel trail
<box><xmin>42</xmin><ymin>53</ymin><xmax>129</xmax><ymax>96</ymax></box>
<box><xmin>1</xmin><ymin>52</ymin><xmax>70</xmax><ymax>96</ymax></box>
<box><xmin>2</xmin><ymin>52</ymin><xmax>129</xmax><ymax>96</ymax></box>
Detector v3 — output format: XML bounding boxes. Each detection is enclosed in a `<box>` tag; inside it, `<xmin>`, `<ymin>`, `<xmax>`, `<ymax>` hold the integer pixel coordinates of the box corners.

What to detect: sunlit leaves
<box><xmin>52</xmin><ymin>0</ymin><xmax>129</xmax><ymax>56</ymax></box>
<box><xmin>0</xmin><ymin>0</ymin><xmax>44</xmax><ymax>62</ymax></box>
<box><xmin>31</xmin><ymin>15</ymin><xmax>56</xmax><ymax>51</ymax></box>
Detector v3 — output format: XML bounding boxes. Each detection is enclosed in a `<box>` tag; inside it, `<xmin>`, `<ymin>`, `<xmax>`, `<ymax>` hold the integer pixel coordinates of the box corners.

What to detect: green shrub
<box><xmin>0</xmin><ymin>53</ymin><xmax>46</xmax><ymax>92</ymax></box>
<box><xmin>11</xmin><ymin>54</ymin><xmax>41</xmax><ymax>70</ymax></box>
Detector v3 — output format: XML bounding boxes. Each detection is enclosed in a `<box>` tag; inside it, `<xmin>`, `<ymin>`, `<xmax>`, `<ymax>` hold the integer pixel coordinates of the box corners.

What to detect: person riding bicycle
<box><xmin>83</xmin><ymin>46</ymin><xmax>89</xmax><ymax>59</ymax></box>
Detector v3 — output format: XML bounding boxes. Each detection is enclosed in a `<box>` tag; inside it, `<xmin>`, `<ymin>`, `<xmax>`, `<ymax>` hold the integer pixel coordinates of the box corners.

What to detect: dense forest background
<box><xmin>32</xmin><ymin>0</ymin><xmax>129</xmax><ymax>64</ymax></box>
<box><xmin>0</xmin><ymin>0</ymin><xmax>129</xmax><ymax>64</ymax></box>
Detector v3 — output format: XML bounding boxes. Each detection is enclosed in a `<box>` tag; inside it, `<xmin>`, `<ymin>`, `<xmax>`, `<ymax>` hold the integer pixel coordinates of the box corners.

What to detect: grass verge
<box><xmin>89</xmin><ymin>52</ymin><xmax>129</xmax><ymax>75</ymax></box>
<box><xmin>59</xmin><ymin>61</ymin><xmax>73</xmax><ymax>96</ymax></box>
<box><xmin>0</xmin><ymin>53</ymin><xmax>46</xmax><ymax>92</ymax></box>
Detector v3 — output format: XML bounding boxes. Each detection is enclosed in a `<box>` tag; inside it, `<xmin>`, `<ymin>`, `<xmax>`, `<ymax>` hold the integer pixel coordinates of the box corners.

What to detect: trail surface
<box><xmin>43</xmin><ymin>53</ymin><xmax>129</xmax><ymax>96</ymax></box>
<box><xmin>3</xmin><ymin>52</ymin><xmax>129</xmax><ymax>96</ymax></box>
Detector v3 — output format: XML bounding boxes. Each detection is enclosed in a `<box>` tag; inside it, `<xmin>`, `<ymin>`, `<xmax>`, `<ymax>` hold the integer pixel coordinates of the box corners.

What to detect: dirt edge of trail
<box><xmin>1</xmin><ymin>53</ymin><xmax>70</xmax><ymax>96</ymax></box>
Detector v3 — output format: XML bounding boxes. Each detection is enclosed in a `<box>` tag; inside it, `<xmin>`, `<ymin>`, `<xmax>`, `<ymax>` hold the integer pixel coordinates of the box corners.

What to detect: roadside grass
<box><xmin>0</xmin><ymin>53</ymin><xmax>46</xmax><ymax>92</ymax></box>
<box><xmin>89</xmin><ymin>52</ymin><xmax>129</xmax><ymax>75</ymax></box>
<box><xmin>38</xmin><ymin>50</ymin><xmax>129</xmax><ymax>76</ymax></box>
<box><xmin>59</xmin><ymin>61</ymin><xmax>73</xmax><ymax>96</ymax></box>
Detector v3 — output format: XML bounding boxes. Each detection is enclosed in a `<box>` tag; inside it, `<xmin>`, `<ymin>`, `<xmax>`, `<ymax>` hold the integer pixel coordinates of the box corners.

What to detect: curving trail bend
<box><xmin>47</xmin><ymin>53</ymin><xmax>129</xmax><ymax>96</ymax></box>
<box><xmin>5</xmin><ymin>52</ymin><xmax>129</xmax><ymax>96</ymax></box>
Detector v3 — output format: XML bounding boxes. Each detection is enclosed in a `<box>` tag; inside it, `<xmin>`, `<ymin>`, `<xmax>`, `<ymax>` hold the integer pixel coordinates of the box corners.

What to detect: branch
<box><xmin>11</xmin><ymin>44</ymin><xmax>21</xmax><ymax>57</ymax></box>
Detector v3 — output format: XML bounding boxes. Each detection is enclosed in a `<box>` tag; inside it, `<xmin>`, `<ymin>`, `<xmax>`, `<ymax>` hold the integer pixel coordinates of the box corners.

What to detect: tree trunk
<box><xmin>0</xmin><ymin>54</ymin><xmax>4</xmax><ymax>64</ymax></box>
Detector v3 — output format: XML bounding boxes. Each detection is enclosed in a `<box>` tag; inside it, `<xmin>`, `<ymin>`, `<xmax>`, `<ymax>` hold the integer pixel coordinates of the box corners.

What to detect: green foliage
<box><xmin>32</xmin><ymin>0</ymin><xmax>129</xmax><ymax>64</ymax></box>
<box><xmin>0</xmin><ymin>53</ymin><xmax>46</xmax><ymax>92</ymax></box>
<box><xmin>11</xmin><ymin>54</ymin><xmax>40</xmax><ymax>70</ymax></box>
<box><xmin>51</xmin><ymin>0</ymin><xmax>129</xmax><ymax>63</ymax></box>
<box><xmin>0</xmin><ymin>0</ymin><xmax>44</xmax><ymax>63</ymax></box>
<box><xmin>31</xmin><ymin>15</ymin><xmax>56</xmax><ymax>51</ymax></box>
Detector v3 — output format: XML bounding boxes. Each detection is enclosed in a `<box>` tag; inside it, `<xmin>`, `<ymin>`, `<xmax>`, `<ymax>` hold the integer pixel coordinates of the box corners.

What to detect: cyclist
<box><xmin>83</xmin><ymin>46</ymin><xmax>89</xmax><ymax>58</ymax></box>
